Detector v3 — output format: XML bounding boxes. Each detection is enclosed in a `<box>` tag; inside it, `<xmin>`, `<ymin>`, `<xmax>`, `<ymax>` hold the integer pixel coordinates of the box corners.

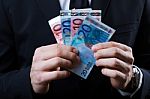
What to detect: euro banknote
<box><xmin>73</xmin><ymin>15</ymin><xmax>115</xmax><ymax>48</ymax></box>
<box><xmin>71</xmin><ymin>9</ymin><xmax>101</xmax><ymax>38</ymax></box>
<box><xmin>70</xmin><ymin>15</ymin><xmax>115</xmax><ymax>79</ymax></box>
<box><xmin>60</xmin><ymin>10</ymin><xmax>72</xmax><ymax>45</ymax></box>
<box><xmin>48</xmin><ymin>16</ymin><xmax>63</xmax><ymax>44</ymax></box>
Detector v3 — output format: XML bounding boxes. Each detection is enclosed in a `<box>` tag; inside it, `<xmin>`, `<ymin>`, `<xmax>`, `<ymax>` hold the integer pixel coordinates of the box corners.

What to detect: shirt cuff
<box><xmin>118</xmin><ymin>65</ymin><xmax>143</xmax><ymax>98</ymax></box>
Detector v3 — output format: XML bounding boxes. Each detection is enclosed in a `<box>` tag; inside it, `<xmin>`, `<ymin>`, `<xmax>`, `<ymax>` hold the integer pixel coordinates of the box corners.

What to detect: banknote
<box><xmin>60</xmin><ymin>10</ymin><xmax>71</xmax><ymax>45</ymax></box>
<box><xmin>71</xmin><ymin>9</ymin><xmax>101</xmax><ymax>38</ymax></box>
<box><xmin>48</xmin><ymin>16</ymin><xmax>63</xmax><ymax>44</ymax></box>
<box><xmin>70</xmin><ymin>15</ymin><xmax>115</xmax><ymax>79</ymax></box>
<box><xmin>89</xmin><ymin>10</ymin><xmax>102</xmax><ymax>21</ymax></box>
<box><xmin>85</xmin><ymin>16</ymin><xmax>115</xmax><ymax>36</ymax></box>
<box><xmin>71</xmin><ymin>8</ymin><xmax>92</xmax><ymax>10</ymax></box>
<box><xmin>69</xmin><ymin>43</ymin><xmax>96</xmax><ymax>79</ymax></box>
<box><xmin>73</xmin><ymin>15</ymin><xmax>116</xmax><ymax>48</ymax></box>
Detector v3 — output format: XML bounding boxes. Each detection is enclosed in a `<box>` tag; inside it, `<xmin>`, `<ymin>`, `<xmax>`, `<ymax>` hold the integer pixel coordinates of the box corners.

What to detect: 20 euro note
<box><xmin>70</xmin><ymin>42</ymin><xmax>96</xmax><ymax>79</ymax></box>
<box><xmin>60</xmin><ymin>10</ymin><xmax>72</xmax><ymax>45</ymax></box>
<box><xmin>77</xmin><ymin>15</ymin><xmax>116</xmax><ymax>48</ymax></box>
<box><xmin>70</xmin><ymin>15</ymin><xmax>115</xmax><ymax>79</ymax></box>
<box><xmin>70</xmin><ymin>32</ymin><xmax>96</xmax><ymax>79</ymax></box>
<box><xmin>48</xmin><ymin>16</ymin><xmax>63</xmax><ymax>44</ymax></box>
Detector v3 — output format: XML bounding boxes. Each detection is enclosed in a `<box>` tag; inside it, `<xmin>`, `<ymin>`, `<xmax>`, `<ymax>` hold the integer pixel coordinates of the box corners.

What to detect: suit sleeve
<box><xmin>133</xmin><ymin>0</ymin><xmax>150</xmax><ymax>98</ymax></box>
<box><xmin>0</xmin><ymin>0</ymin><xmax>33</xmax><ymax>99</ymax></box>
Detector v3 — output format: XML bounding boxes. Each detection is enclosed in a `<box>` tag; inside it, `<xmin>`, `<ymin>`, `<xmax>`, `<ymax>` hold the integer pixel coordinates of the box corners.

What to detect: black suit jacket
<box><xmin>0</xmin><ymin>0</ymin><xmax>150</xmax><ymax>99</ymax></box>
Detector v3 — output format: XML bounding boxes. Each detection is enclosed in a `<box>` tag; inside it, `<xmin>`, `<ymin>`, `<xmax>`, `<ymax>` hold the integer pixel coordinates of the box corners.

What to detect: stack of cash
<box><xmin>48</xmin><ymin>9</ymin><xmax>115</xmax><ymax>79</ymax></box>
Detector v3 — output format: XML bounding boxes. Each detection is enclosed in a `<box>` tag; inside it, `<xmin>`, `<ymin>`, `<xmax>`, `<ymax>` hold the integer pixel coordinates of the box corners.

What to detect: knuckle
<box><xmin>112</xmin><ymin>58</ymin><xmax>119</xmax><ymax>67</ymax></box>
<box><xmin>54</xmin><ymin>57</ymin><xmax>62</xmax><ymax>66</ymax></box>
<box><xmin>32</xmin><ymin>73</ymin><xmax>43</xmax><ymax>84</ymax></box>
<box><xmin>36</xmin><ymin>75</ymin><xmax>44</xmax><ymax>84</ymax></box>
<box><xmin>129</xmin><ymin>56</ymin><xmax>134</xmax><ymax>64</ymax></box>
<box><xmin>33</xmin><ymin>54</ymin><xmax>43</xmax><ymax>62</ymax></box>
<box><xmin>110</xmin><ymin>41</ymin><xmax>116</xmax><ymax>46</ymax></box>
<box><xmin>112</xmin><ymin>47</ymin><xmax>119</xmax><ymax>56</ymax></box>
<box><xmin>57</xmin><ymin>50</ymin><xmax>61</xmax><ymax>57</ymax></box>
<box><xmin>34</xmin><ymin>48</ymin><xmax>40</xmax><ymax>56</ymax></box>
<box><xmin>67</xmin><ymin>46</ymin><xmax>73</xmax><ymax>51</ymax></box>
<box><xmin>35</xmin><ymin>46</ymin><xmax>45</xmax><ymax>54</ymax></box>
<box><xmin>31</xmin><ymin>62</ymin><xmax>39</xmax><ymax>70</ymax></box>
<box><xmin>56</xmin><ymin>46</ymin><xmax>62</xmax><ymax>57</ymax></box>
<box><xmin>35</xmin><ymin>47</ymin><xmax>41</xmax><ymax>53</ymax></box>
<box><xmin>128</xmin><ymin>46</ymin><xmax>132</xmax><ymax>52</ymax></box>
<box><xmin>33</xmin><ymin>46</ymin><xmax>45</xmax><ymax>60</ymax></box>
<box><xmin>127</xmin><ymin>52</ymin><xmax>134</xmax><ymax>64</ymax></box>
<box><xmin>32</xmin><ymin>55</ymin><xmax>37</xmax><ymax>62</ymax></box>
<box><xmin>70</xmin><ymin>53</ymin><xmax>76</xmax><ymax>59</ymax></box>
<box><xmin>112</xmin><ymin>71</ymin><xmax>118</xmax><ymax>78</ymax></box>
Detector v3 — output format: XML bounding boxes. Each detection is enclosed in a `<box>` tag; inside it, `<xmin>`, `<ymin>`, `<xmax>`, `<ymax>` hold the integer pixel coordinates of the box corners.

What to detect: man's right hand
<box><xmin>30</xmin><ymin>44</ymin><xmax>80</xmax><ymax>94</ymax></box>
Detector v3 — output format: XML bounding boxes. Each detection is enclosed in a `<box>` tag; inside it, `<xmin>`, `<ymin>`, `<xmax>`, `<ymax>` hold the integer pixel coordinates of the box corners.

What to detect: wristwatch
<box><xmin>124</xmin><ymin>65</ymin><xmax>141</xmax><ymax>93</ymax></box>
<box><xmin>131</xmin><ymin>66</ymin><xmax>140</xmax><ymax>91</ymax></box>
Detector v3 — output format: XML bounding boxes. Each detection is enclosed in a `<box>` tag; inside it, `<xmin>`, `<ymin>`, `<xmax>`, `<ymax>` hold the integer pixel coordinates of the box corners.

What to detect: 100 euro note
<box><xmin>60</xmin><ymin>10</ymin><xmax>72</xmax><ymax>45</ymax></box>
<box><xmin>70</xmin><ymin>15</ymin><xmax>115</xmax><ymax>79</ymax></box>
<box><xmin>48</xmin><ymin>16</ymin><xmax>63</xmax><ymax>44</ymax></box>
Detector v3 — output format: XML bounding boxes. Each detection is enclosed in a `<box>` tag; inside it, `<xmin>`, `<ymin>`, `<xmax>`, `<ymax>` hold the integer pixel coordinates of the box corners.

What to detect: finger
<box><xmin>101</xmin><ymin>68</ymin><xmax>127</xmax><ymax>89</ymax></box>
<box><xmin>38</xmin><ymin>71</ymin><xmax>70</xmax><ymax>84</ymax></box>
<box><xmin>56</xmin><ymin>44</ymin><xmax>79</xmax><ymax>54</ymax></box>
<box><xmin>94</xmin><ymin>47</ymin><xmax>134</xmax><ymax>64</ymax></box>
<box><xmin>92</xmin><ymin>41</ymin><xmax>132</xmax><ymax>52</ymax></box>
<box><xmin>56</xmin><ymin>49</ymin><xmax>80</xmax><ymax>63</ymax></box>
<box><xmin>33</xmin><ymin>57</ymin><xmax>76</xmax><ymax>71</ymax></box>
<box><xmin>96</xmin><ymin>58</ymin><xmax>130</xmax><ymax>73</ymax></box>
<box><xmin>101</xmin><ymin>68</ymin><xmax>126</xmax><ymax>80</ymax></box>
<box><xmin>34</xmin><ymin>44</ymin><xmax>78</xmax><ymax>61</ymax></box>
<box><xmin>36</xmin><ymin>44</ymin><xmax>77</xmax><ymax>53</ymax></box>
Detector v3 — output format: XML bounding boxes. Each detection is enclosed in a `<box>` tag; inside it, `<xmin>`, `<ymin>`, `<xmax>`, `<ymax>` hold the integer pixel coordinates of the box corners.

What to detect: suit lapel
<box><xmin>91</xmin><ymin>0</ymin><xmax>111</xmax><ymax>21</ymax></box>
<box><xmin>34</xmin><ymin>0</ymin><xmax>61</xmax><ymax>21</ymax></box>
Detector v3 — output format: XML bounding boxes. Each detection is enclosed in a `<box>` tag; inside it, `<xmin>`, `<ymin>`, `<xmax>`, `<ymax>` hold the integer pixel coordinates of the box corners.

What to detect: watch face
<box><xmin>132</xmin><ymin>67</ymin><xmax>140</xmax><ymax>91</ymax></box>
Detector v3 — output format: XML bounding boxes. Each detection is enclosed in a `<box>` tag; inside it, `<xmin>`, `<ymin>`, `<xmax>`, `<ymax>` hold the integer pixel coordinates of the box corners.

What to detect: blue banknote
<box><xmin>70</xmin><ymin>43</ymin><xmax>96</xmax><ymax>79</ymax></box>
<box><xmin>70</xmin><ymin>15</ymin><xmax>115</xmax><ymax>79</ymax></box>
<box><xmin>60</xmin><ymin>10</ymin><xmax>71</xmax><ymax>45</ymax></box>
<box><xmin>74</xmin><ymin>15</ymin><xmax>115</xmax><ymax>48</ymax></box>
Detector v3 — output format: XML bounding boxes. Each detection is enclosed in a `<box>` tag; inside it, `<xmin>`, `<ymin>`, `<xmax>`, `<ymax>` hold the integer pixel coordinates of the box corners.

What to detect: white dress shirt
<box><xmin>59</xmin><ymin>0</ymin><xmax>91</xmax><ymax>10</ymax></box>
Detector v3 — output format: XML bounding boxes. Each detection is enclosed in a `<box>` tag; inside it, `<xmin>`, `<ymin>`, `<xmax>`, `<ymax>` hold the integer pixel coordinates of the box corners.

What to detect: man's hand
<box><xmin>30</xmin><ymin>44</ymin><xmax>80</xmax><ymax>94</ymax></box>
<box><xmin>92</xmin><ymin>41</ymin><xmax>134</xmax><ymax>90</ymax></box>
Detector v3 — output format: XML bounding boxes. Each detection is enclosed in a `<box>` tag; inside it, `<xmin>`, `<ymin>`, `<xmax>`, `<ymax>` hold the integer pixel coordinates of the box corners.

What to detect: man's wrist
<box><xmin>124</xmin><ymin>65</ymin><xmax>140</xmax><ymax>92</ymax></box>
<box><xmin>118</xmin><ymin>65</ymin><xmax>143</xmax><ymax>97</ymax></box>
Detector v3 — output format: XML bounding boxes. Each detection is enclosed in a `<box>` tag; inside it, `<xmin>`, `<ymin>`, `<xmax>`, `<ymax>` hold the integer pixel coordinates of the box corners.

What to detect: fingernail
<box><xmin>91</xmin><ymin>45</ymin><xmax>96</xmax><ymax>51</ymax></box>
<box><xmin>101</xmin><ymin>69</ymin><xmax>106</xmax><ymax>75</ymax></box>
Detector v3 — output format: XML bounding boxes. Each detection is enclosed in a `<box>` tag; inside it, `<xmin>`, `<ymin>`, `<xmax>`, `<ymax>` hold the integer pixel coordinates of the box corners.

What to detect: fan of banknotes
<box><xmin>48</xmin><ymin>9</ymin><xmax>115</xmax><ymax>79</ymax></box>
